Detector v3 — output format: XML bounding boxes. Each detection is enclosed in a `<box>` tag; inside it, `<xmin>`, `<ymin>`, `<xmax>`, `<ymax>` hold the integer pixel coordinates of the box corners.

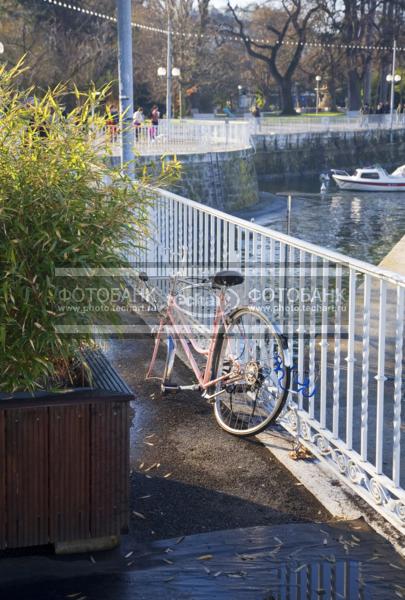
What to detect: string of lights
<box><xmin>39</xmin><ymin>0</ymin><xmax>405</xmax><ymax>52</ymax></box>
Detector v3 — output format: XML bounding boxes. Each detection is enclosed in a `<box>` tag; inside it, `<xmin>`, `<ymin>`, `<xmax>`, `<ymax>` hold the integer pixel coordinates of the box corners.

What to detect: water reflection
<box><xmin>350</xmin><ymin>197</ymin><xmax>362</xmax><ymax>224</ymax></box>
<box><xmin>270</xmin><ymin>559</ymin><xmax>368</xmax><ymax>600</ymax></box>
<box><xmin>238</xmin><ymin>177</ymin><xmax>405</xmax><ymax>265</ymax></box>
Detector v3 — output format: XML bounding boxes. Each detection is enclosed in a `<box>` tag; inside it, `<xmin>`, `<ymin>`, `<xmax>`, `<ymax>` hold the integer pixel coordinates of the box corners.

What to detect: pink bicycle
<box><xmin>143</xmin><ymin>270</ymin><xmax>291</xmax><ymax>437</ymax></box>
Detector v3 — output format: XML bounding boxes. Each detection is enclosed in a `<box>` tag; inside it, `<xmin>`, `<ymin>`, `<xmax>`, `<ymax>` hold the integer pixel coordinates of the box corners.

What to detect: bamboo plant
<box><xmin>0</xmin><ymin>61</ymin><xmax>177</xmax><ymax>392</ymax></box>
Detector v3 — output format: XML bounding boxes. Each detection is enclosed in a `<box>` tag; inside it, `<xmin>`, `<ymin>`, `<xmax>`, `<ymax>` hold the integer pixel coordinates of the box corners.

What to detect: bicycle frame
<box><xmin>146</xmin><ymin>280</ymin><xmax>239</xmax><ymax>394</ymax></box>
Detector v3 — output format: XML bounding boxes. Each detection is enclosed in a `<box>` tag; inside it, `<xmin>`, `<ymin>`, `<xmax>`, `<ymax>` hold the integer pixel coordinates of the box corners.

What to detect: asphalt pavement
<box><xmin>104</xmin><ymin>313</ymin><xmax>330</xmax><ymax>543</ymax></box>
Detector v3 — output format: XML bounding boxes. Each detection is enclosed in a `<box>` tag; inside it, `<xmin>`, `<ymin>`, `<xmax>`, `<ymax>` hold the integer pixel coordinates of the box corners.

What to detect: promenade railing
<box><xmin>131</xmin><ymin>186</ymin><xmax>405</xmax><ymax>533</ymax></box>
<box><xmin>254</xmin><ymin>113</ymin><xmax>405</xmax><ymax>135</ymax></box>
<box><xmin>106</xmin><ymin>118</ymin><xmax>252</xmax><ymax>153</ymax></box>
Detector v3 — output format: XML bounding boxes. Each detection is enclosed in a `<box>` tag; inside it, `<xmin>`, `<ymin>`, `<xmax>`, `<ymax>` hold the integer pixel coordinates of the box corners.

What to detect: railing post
<box><xmin>375</xmin><ymin>280</ymin><xmax>387</xmax><ymax>475</ymax></box>
<box><xmin>345</xmin><ymin>269</ymin><xmax>357</xmax><ymax>450</ymax></box>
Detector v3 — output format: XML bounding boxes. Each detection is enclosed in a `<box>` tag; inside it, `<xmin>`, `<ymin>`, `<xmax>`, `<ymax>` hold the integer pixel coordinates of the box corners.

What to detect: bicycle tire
<box><xmin>210</xmin><ymin>306</ymin><xmax>291</xmax><ymax>436</ymax></box>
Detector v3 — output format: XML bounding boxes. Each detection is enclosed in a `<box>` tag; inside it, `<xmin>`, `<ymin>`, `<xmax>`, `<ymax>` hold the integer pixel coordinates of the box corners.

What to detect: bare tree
<box><xmin>225</xmin><ymin>1</ymin><xmax>321</xmax><ymax>114</ymax></box>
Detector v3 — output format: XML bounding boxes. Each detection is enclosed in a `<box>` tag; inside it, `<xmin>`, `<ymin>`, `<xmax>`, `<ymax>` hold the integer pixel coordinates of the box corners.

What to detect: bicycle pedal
<box><xmin>161</xmin><ymin>383</ymin><xmax>200</xmax><ymax>393</ymax></box>
<box><xmin>161</xmin><ymin>382</ymin><xmax>180</xmax><ymax>393</ymax></box>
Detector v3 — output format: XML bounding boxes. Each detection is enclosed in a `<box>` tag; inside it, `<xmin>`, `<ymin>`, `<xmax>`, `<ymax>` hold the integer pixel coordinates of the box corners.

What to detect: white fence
<box><xmin>105</xmin><ymin>114</ymin><xmax>405</xmax><ymax>155</ymax></box>
<box><xmin>254</xmin><ymin>113</ymin><xmax>405</xmax><ymax>135</ymax></box>
<box><xmin>132</xmin><ymin>187</ymin><xmax>405</xmax><ymax>533</ymax></box>
<box><xmin>106</xmin><ymin>119</ymin><xmax>251</xmax><ymax>154</ymax></box>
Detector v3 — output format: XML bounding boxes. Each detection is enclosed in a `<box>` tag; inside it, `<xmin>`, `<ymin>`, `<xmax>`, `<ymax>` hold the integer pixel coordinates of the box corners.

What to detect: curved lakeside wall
<box><xmin>171</xmin><ymin>147</ymin><xmax>258</xmax><ymax>211</ymax></box>
<box><xmin>111</xmin><ymin>147</ymin><xmax>259</xmax><ymax>211</ymax></box>
<box><xmin>253</xmin><ymin>128</ymin><xmax>405</xmax><ymax>179</ymax></box>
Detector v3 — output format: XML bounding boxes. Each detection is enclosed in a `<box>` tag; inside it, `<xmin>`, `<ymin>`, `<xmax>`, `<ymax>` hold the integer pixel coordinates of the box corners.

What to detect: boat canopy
<box><xmin>392</xmin><ymin>165</ymin><xmax>405</xmax><ymax>177</ymax></box>
<box><xmin>354</xmin><ymin>166</ymin><xmax>387</xmax><ymax>179</ymax></box>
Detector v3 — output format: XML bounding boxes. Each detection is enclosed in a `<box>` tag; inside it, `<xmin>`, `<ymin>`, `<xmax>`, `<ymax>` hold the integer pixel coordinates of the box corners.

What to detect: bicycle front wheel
<box><xmin>211</xmin><ymin>307</ymin><xmax>291</xmax><ymax>436</ymax></box>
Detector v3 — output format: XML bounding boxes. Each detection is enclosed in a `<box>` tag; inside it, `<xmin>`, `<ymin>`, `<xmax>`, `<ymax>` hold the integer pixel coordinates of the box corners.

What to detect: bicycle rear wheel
<box><xmin>210</xmin><ymin>307</ymin><xmax>290</xmax><ymax>436</ymax></box>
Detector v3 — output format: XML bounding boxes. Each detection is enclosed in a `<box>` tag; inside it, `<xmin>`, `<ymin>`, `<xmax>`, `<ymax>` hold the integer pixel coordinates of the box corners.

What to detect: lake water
<box><xmin>234</xmin><ymin>176</ymin><xmax>405</xmax><ymax>265</ymax></box>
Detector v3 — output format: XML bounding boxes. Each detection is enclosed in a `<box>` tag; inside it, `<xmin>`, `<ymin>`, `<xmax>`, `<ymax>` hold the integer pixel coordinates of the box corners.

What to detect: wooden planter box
<box><xmin>0</xmin><ymin>350</ymin><xmax>133</xmax><ymax>553</ymax></box>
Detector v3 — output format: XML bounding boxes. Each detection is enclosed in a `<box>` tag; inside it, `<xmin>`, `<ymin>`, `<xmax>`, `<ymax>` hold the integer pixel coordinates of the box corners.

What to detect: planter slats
<box><xmin>6</xmin><ymin>408</ymin><xmax>49</xmax><ymax>548</ymax></box>
<box><xmin>49</xmin><ymin>405</ymin><xmax>91</xmax><ymax>543</ymax></box>
<box><xmin>0</xmin><ymin>350</ymin><xmax>133</xmax><ymax>551</ymax></box>
<box><xmin>90</xmin><ymin>401</ymin><xmax>129</xmax><ymax>538</ymax></box>
<box><xmin>82</xmin><ymin>348</ymin><xmax>133</xmax><ymax>395</ymax></box>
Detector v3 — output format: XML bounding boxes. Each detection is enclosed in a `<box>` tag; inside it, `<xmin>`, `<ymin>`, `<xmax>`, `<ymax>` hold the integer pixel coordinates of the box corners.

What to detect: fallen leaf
<box><xmin>145</xmin><ymin>463</ymin><xmax>158</xmax><ymax>472</ymax></box>
<box><xmin>89</xmin><ymin>555</ymin><xmax>96</xmax><ymax>564</ymax></box>
<box><xmin>289</xmin><ymin>444</ymin><xmax>313</xmax><ymax>461</ymax></box>
<box><xmin>164</xmin><ymin>473</ymin><xmax>172</xmax><ymax>478</ymax></box>
<box><xmin>226</xmin><ymin>571</ymin><xmax>247</xmax><ymax>578</ymax></box>
<box><xmin>133</xmin><ymin>511</ymin><xmax>146</xmax><ymax>520</ymax></box>
<box><xmin>144</xmin><ymin>442</ymin><xmax>154</xmax><ymax>446</ymax></box>
<box><xmin>163</xmin><ymin>558</ymin><xmax>173</xmax><ymax>565</ymax></box>
<box><xmin>175</xmin><ymin>536</ymin><xmax>185</xmax><ymax>545</ymax></box>
<box><xmin>145</xmin><ymin>434</ymin><xmax>156</xmax><ymax>439</ymax></box>
<box><xmin>274</xmin><ymin>537</ymin><xmax>283</xmax><ymax>545</ymax></box>
<box><xmin>213</xmin><ymin>571</ymin><xmax>222</xmax><ymax>577</ymax></box>
<box><xmin>124</xmin><ymin>551</ymin><xmax>134</xmax><ymax>558</ymax></box>
<box><xmin>138</xmin><ymin>494</ymin><xmax>152</xmax><ymax>500</ymax></box>
<box><xmin>203</xmin><ymin>566</ymin><xmax>211</xmax><ymax>574</ymax></box>
<box><xmin>390</xmin><ymin>563</ymin><xmax>403</xmax><ymax>571</ymax></box>
<box><xmin>139</xmin><ymin>462</ymin><xmax>144</xmax><ymax>470</ymax></box>
<box><xmin>197</xmin><ymin>554</ymin><xmax>213</xmax><ymax>561</ymax></box>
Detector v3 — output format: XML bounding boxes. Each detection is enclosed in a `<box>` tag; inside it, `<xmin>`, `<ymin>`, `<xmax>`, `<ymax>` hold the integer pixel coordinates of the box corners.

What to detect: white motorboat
<box><xmin>331</xmin><ymin>165</ymin><xmax>405</xmax><ymax>192</ymax></box>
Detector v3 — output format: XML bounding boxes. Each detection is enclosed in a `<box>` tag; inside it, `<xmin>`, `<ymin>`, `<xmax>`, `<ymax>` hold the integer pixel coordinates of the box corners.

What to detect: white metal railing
<box><xmin>104</xmin><ymin>114</ymin><xmax>405</xmax><ymax>156</ymax></box>
<box><xmin>254</xmin><ymin>113</ymin><xmax>405</xmax><ymax>135</ymax></box>
<box><xmin>105</xmin><ymin>119</ymin><xmax>251</xmax><ymax>154</ymax></box>
<box><xmin>131</xmin><ymin>186</ymin><xmax>405</xmax><ymax>533</ymax></box>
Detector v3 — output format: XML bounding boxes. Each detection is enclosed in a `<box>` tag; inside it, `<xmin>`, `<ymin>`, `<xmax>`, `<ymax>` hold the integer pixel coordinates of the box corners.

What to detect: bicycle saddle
<box><xmin>212</xmin><ymin>270</ymin><xmax>244</xmax><ymax>288</ymax></box>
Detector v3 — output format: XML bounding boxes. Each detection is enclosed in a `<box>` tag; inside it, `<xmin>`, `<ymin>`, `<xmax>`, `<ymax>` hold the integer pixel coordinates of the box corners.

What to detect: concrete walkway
<box><xmin>379</xmin><ymin>232</ymin><xmax>405</xmax><ymax>277</ymax></box>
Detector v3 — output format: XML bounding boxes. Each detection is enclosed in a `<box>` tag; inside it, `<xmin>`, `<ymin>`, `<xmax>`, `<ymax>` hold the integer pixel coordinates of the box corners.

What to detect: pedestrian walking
<box><xmin>133</xmin><ymin>106</ymin><xmax>144</xmax><ymax>141</ymax></box>
<box><xmin>149</xmin><ymin>105</ymin><xmax>160</xmax><ymax>141</ymax></box>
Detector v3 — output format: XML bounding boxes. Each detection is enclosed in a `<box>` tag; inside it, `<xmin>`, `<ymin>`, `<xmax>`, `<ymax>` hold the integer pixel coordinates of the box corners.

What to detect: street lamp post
<box><xmin>386</xmin><ymin>41</ymin><xmax>401</xmax><ymax>127</ymax></box>
<box><xmin>315</xmin><ymin>75</ymin><xmax>322</xmax><ymax>115</ymax></box>
<box><xmin>116</xmin><ymin>0</ymin><xmax>134</xmax><ymax>176</ymax></box>
<box><xmin>158</xmin><ymin>66</ymin><xmax>181</xmax><ymax>118</ymax></box>
<box><xmin>172</xmin><ymin>67</ymin><xmax>181</xmax><ymax>119</ymax></box>
<box><xmin>237</xmin><ymin>84</ymin><xmax>243</xmax><ymax>110</ymax></box>
<box><xmin>166</xmin><ymin>11</ymin><xmax>172</xmax><ymax>122</ymax></box>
